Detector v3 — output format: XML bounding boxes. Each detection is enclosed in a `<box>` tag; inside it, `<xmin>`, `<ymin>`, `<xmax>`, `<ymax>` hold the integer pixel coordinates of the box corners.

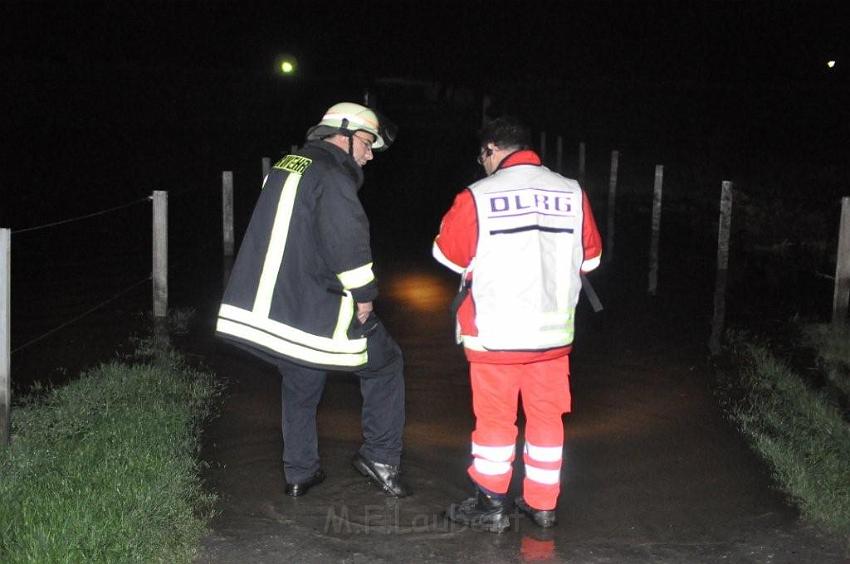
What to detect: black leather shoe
<box><xmin>446</xmin><ymin>488</ymin><xmax>511</xmax><ymax>533</ymax></box>
<box><xmin>351</xmin><ymin>453</ymin><xmax>410</xmax><ymax>497</ymax></box>
<box><xmin>285</xmin><ymin>468</ymin><xmax>326</xmax><ymax>497</ymax></box>
<box><xmin>515</xmin><ymin>496</ymin><xmax>557</xmax><ymax>528</ymax></box>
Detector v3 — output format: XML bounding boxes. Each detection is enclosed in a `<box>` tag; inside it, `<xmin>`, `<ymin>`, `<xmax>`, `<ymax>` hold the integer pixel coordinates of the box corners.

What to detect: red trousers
<box><xmin>467</xmin><ymin>355</ymin><xmax>571</xmax><ymax>511</ymax></box>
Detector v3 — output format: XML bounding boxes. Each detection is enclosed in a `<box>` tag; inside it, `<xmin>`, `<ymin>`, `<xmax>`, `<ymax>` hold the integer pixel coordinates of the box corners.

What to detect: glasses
<box><xmin>477</xmin><ymin>147</ymin><xmax>490</xmax><ymax>165</ymax></box>
<box><xmin>353</xmin><ymin>134</ymin><xmax>374</xmax><ymax>152</ymax></box>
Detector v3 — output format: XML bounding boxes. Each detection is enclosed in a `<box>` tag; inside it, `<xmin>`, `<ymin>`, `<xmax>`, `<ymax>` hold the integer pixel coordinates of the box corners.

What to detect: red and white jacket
<box><xmin>433</xmin><ymin>150</ymin><xmax>602</xmax><ymax>364</ymax></box>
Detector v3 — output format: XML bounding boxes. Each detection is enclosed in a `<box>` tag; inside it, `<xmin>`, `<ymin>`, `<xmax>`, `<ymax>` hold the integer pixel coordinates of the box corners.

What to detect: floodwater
<box><xmin>191</xmin><ymin>248</ymin><xmax>846</xmax><ymax>563</ymax></box>
<box><xmin>5</xmin><ymin>76</ymin><xmax>846</xmax><ymax>561</ymax></box>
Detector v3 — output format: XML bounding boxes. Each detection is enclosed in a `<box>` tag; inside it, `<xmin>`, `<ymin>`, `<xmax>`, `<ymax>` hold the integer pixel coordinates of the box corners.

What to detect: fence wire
<box><xmin>6</xmin><ymin>192</ymin><xmax>167</xmax><ymax>356</ymax></box>
<box><xmin>10</xmin><ymin>275</ymin><xmax>152</xmax><ymax>355</ymax></box>
<box><xmin>10</xmin><ymin>195</ymin><xmax>151</xmax><ymax>236</ymax></box>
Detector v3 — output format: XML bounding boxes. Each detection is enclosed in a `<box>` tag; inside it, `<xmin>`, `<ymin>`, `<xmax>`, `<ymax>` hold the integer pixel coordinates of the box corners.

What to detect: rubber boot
<box><xmin>446</xmin><ymin>487</ymin><xmax>511</xmax><ymax>533</ymax></box>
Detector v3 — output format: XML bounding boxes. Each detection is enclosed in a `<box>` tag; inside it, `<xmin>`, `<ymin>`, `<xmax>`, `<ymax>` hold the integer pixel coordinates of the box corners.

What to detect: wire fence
<box><xmin>11</xmin><ymin>196</ymin><xmax>152</xmax><ymax>236</ymax></box>
<box><xmin>532</xmin><ymin>129</ymin><xmax>848</xmax><ymax>333</ymax></box>
<box><xmin>9</xmin><ymin>196</ymin><xmax>153</xmax><ymax>355</ymax></box>
<box><xmin>1</xmin><ymin>127</ymin><xmax>847</xmax><ymax>446</ymax></box>
<box><xmin>2</xmin><ymin>178</ymin><xmax>220</xmax><ymax>443</ymax></box>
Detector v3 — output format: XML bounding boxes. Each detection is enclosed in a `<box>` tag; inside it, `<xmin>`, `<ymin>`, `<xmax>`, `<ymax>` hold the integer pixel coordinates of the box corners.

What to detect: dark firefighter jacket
<box><xmin>216</xmin><ymin>140</ymin><xmax>378</xmax><ymax>370</ymax></box>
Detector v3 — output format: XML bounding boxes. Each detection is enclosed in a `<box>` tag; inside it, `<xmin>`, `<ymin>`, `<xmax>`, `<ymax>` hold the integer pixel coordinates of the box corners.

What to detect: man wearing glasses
<box><xmin>433</xmin><ymin>116</ymin><xmax>602</xmax><ymax>532</ymax></box>
<box><xmin>217</xmin><ymin>102</ymin><xmax>409</xmax><ymax>499</ymax></box>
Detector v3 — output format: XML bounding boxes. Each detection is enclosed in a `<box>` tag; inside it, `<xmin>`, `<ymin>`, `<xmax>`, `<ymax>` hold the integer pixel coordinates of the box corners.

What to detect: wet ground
<box><xmin>188</xmin><ymin>255</ymin><xmax>848</xmax><ymax>564</ymax></box>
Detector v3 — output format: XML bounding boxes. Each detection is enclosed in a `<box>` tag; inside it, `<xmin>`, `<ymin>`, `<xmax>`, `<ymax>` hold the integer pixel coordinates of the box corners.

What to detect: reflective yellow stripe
<box><xmin>254</xmin><ymin>173</ymin><xmax>301</xmax><ymax>317</ymax></box>
<box><xmin>333</xmin><ymin>293</ymin><xmax>354</xmax><ymax>340</ymax></box>
<box><xmin>274</xmin><ymin>155</ymin><xmax>313</xmax><ymax>174</ymax></box>
<box><xmin>216</xmin><ymin>318</ymin><xmax>367</xmax><ymax>367</ymax></box>
<box><xmin>337</xmin><ymin>262</ymin><xmax>374</xmax><ymax>290</ymax></box>
<box><xmin>461</xmin><ymin>325</ymin><xmax>573</xmax><ymax>351</ymax></box>
<box><xmin>219</xmin><ymin>304</ymin><xmax>366</xmax><ymax>355</ymax></box>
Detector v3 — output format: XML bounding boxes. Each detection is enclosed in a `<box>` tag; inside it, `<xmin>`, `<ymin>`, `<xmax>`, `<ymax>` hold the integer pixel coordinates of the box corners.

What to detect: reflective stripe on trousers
<box><xmin>467</xmin><ymin>356</ymin><xmax>571</xmax><ymax>510</ymax></box>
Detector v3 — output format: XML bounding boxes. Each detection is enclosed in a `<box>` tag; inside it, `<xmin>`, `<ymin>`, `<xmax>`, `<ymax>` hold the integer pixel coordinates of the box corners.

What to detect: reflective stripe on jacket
<box><xmin>433</xmin><ymin>150</ymin><xmax>602</xmax><ymax>362</ymax></box>
<box><xmin>216</xmin><ymin>141</ymin><xmax>377</xmax><ymax>370</ymax></box>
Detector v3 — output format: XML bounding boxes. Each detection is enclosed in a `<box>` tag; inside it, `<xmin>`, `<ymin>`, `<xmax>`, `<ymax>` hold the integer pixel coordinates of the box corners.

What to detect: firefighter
<box><xmin>433</xmin><ymin>116</ymin><xmax>602</xmax><ymax>532</ymax></box>
<box><xmin>217</xmin><ymin>102</ymin><xmax>408</xmax><ymax>498</ymax></box>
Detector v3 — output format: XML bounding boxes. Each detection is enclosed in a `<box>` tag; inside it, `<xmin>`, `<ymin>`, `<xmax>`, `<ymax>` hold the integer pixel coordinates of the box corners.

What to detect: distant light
<box><xmin>275</xmin><ymin>54</ymin><xmax>298</xmax><ymax>77</ymax></box>
<box><xmin>827</xmin><ymin>60</ymin><xmax>836</xmax><ymax>69</ymax></box>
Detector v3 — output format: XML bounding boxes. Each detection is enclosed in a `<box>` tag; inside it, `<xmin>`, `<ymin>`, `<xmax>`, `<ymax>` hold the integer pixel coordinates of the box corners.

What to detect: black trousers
<box><xmin>276</xmin><ymin>319</ymin><xmax>405</xmax><ymax>483</ymax></box>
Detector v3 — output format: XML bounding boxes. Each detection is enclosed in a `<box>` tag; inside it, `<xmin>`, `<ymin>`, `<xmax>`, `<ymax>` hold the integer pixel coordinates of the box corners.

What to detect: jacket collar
<box><xmin>306</xmin><ymin>139</ymin><xmax>364</xmax><ymax>189</ymax></box>
<box><xmin>496</xmin><ymin>149</ymin><xmax>542</xmax><ymax>172</ymax></box>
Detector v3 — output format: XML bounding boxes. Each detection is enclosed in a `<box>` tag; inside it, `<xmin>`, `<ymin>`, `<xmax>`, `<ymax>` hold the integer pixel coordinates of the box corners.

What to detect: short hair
<box><xmin>478</xmin><ymin>116</ymin><xmax>531</xmax><ymax>151</ymax></box>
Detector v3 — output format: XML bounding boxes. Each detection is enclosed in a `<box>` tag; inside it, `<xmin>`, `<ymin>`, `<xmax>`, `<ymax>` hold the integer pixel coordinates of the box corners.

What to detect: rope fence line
<box><xmin>10</xmin><ymin>275</ymin><xmax>152</xmax><ymax>356</ymax></box>
<box><xmin>10</xmin><ymin>195</ymin><xmax>152</xmax><ymax>236</ymax></box>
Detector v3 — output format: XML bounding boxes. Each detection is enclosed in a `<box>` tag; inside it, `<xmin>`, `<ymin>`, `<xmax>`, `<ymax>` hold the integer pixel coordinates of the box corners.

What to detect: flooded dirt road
<box><xmin>190</xmin><ymin>256</ymin><xmax>847</xmax><ymax>564</ymax></box>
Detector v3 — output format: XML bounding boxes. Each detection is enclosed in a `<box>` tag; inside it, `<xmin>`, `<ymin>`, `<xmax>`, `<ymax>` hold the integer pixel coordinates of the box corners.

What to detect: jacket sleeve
<box><xmin>433</xmin><ymin>189</ymin><xmax>478</xmax><ymax>273</ymax></box>
<box><xmin>580</xmin><ymin>191</ymin><xmax>603</xmax><ymax>273</ymax></box>
<box><xmin>315</xmin><ymin>172</ymin><xmax>378</xmax><ymax>303</ymax></box>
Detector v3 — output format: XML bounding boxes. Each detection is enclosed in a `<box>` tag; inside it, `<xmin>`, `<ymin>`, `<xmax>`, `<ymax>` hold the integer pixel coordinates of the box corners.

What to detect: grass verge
<box><xmin>0</xmin><ymin>339</ymin><xmax>222</xmax><ymax>563</ymax></box>
<box><xmin>717</xmin><ymin>325</ymin><xmax>850</xmax><ymax>540</ymax></box>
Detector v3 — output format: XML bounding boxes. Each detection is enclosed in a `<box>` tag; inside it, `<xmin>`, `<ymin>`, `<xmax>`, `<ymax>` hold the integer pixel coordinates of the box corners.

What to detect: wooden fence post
<box><xmin>606</xmin><ymin>150</ymin><xmax>619</xmax><ymax>262</ymax></box>
<box><xmin>539</xmin><ymin>131</ymin><xmax>547</xmax><ymax>164</ymax></box>
<box><xmin>648</xmin><ymin>165</ymin><xmax>664</xmax><ymax>295</ymax></box>
<box><xmin>709</xmin><ymin>181</ymin><xmax>733</xmax><ymax>355</ymax></box>
<box><xmin>578</xmin><ymin>142</ymin><xmax>586</xmax><ymax>185</ymax></box>
<box><xmin>832</xmin><ymin>196</ymin><xmax>850</xmax><ymax>326</ymax></box>
<box><xmin>1</xmin><ymin>229</ymin><xmax>10</xmax><ymax>445</ymax></box>
<box><xmin>152</xmin><ymin>191</ymin><xmax>168</xmax><ymax>318</ymax></box>
<box><xmin>222</xmin><ymin>171</ymin><xmax>234</xmax><ymax>257</ymax></box>
<box><xmin>556</xmin><ymin>136</ymin><xmax>563</xmax><ymax>174</ymax></box>
<box><xmin>262</xmin><ymin>157</ymin><xmax>271</xmax><ymax>180</ymax></box>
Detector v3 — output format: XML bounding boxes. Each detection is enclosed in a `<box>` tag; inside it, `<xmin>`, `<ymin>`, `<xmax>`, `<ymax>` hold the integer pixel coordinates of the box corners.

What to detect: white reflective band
<box><xmin>525</xmin><ymin>464</ymin><xmax>561</xmax><ymax>485</ymax></box>
<box><xmin>582</xmin><ymin>255</ymin><xmax>601</xmax><ymax>272</ymax></box>
<box><xmin>473</xmin><ymin>458</ymin><xmax>512</xmax><ymax>476</ymax></box>
<box><xmin>432</xmin><ymin>242</ymin><xmax>464</xmax><ymax>274</ymax></box>
<box><xmin>525</xmin><ymin>442</ymin><xmax>563</xmax><ymax>463</ymax></box>
<box><xmin>464</xmin><ymin>330</ymin><xmax>572</xmax><ymax>351</ymax></box>
<box><xmin>337</xmin><ymin>263</ymin><xmax>375</xmax><ymax>290</ymax></box>
<box><xmin>219</xmin><ymin>304</ymin><xmax>366</xmax><ymax>354</ymax></box>
<box><xmin>472</xmin><ymin>442</ymin><xmax>514</xmax><ymax>462</ymax></box>
<box><xmin>216</xmin><ymin>318</ymin><xmax>367</xmax><ymax>367</ymax></box>
<box><xmin>460</xmin><ymin>335</ymin><xmax>485</xmax><ymax>351</ymax></box>
<box><xmin>255</xmin><ymin>173</ymin><xmax>301</xmax><ymax>316</ymax></box>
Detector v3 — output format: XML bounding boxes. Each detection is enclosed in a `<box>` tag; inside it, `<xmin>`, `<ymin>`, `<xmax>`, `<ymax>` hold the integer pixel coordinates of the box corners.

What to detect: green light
<box><xmin>276</xmin><ymin>55</ymin><xmax>298</xmax><ymax>76</ymax></box>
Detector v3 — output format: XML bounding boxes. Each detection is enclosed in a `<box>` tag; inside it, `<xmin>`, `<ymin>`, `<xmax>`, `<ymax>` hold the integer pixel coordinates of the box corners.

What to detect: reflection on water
<box><xmin>520</xmin><ymin>529</ymin><xmax>557</xmax><ymax>562</ymax></box>
<box><xmin>384</xmin><ymin>272</ymin><xmax>454</xmax><ymax>312</ymax></box>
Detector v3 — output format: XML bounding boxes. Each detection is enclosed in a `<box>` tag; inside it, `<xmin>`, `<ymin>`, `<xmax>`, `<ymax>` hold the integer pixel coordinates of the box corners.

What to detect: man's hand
<box><xmin>356</xmin><ymin>301</ymin><xmax>373</xmax><ymax>324</ymax></box>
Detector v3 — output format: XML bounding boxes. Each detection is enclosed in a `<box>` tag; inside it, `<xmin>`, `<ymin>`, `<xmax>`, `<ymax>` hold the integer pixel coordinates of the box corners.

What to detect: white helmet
<box><xmin>305</xmin><ymin>102</ymin><xmax>396</xmax><ymax>151</ymax></box>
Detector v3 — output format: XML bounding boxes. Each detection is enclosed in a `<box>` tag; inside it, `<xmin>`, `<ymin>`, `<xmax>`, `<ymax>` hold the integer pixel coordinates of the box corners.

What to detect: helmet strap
<box><xmin>339</xmin><ymin>118</ymin><xmax>355</xmax><ymax>157</ymax></box>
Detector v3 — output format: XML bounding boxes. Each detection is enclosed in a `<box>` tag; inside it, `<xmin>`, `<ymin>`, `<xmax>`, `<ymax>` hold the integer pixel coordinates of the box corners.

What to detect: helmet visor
<box><xmin>371</xmin><ymin>109</ymin><xmax>397</xmax><ymax>151</ymax></box>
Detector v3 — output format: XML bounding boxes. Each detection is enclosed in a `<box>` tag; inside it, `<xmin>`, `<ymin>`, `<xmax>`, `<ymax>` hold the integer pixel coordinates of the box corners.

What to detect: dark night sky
<box><xmin>3</xmin><ymin>1</ymin><xmax>847</xmax><ymax>84</ymax></box>
<box><xmin>2</xmin><ymin>1</ymin><xmax>848</xmax><ymax>228</ymax></box>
